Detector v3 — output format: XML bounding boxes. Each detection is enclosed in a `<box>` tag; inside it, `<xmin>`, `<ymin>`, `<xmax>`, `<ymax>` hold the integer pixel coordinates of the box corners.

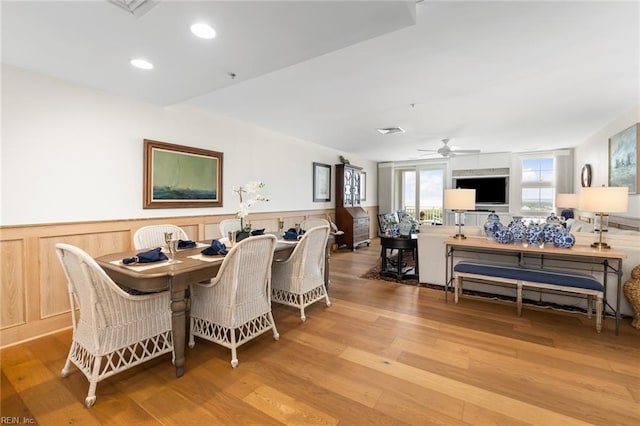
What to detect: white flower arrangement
<box><xmin>234</xmin><ymin>181</ymin><xmax>269</xmax><ymax>230</ymax></box>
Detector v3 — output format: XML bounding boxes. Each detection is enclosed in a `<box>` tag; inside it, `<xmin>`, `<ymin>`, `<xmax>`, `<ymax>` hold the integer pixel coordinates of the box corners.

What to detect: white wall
<box><xmin>574</xmin><ymin>105</ymin><xmax>640</xmax><ymax>218</ymax></box>
<box><xmin>0</xmin><ymin>65</ymin><xmax>377</xmax><ymax>226</ymax></box>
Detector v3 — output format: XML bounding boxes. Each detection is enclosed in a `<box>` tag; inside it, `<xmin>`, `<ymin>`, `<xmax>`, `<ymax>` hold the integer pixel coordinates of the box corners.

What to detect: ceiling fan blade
<box><xmin>452</xmin><ymin>149</ymin><xmax>481</xmax><ymax>154</ymax></box>
<box><xmin>417</xmin><ymin>149</ymin><xmax>437</xmax><ymax>152</ymax></box>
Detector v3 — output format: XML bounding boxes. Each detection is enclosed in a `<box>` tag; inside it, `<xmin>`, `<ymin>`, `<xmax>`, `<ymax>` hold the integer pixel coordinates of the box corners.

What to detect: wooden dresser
<box><xmin>335</xmin><ymin>164</ymin><xmax>370</xmax><ymax>250</ymax></box>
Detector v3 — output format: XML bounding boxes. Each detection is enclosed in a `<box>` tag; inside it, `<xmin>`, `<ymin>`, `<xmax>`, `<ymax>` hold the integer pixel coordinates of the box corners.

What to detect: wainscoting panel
<box><xmin>39</xmin><ymin>230</ymin><xmax>132</xmax><ymax>319</ymax></box>
<box><xmin>0</xmin><ymin>207</ymin><xmax>377</xmax><ymax>348</ymax></box>
<box><xmin>0</xmin><ymin>239</ymin><xmax>25</xmax><ymax>329</ymax></box>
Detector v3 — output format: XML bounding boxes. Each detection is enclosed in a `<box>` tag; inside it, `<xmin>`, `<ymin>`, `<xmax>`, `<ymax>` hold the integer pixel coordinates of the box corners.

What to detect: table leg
<box><xmin>170</xmin><ymin>283</ymin><xmax>187</xmax><ymax>377</ymax></box>
<box><xmin>381</xmin><ymin>246</ymin><xmax>388</xmax><ymax>274</ymax></box>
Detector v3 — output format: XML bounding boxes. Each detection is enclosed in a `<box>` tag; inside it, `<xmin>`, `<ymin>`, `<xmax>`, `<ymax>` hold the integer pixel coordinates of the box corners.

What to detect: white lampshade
<box><xmin>556</xmin><ymin>193</ymin><xmax>579</xmax><ymax>208</ymax></box>
<box><xmin>444</xmin><ymin>188</ymin><xmax>476</xmax><ymax>210</ymax></box>
<box><xmin>579</xmin><ymin>186</ymin><xmax>629</xmax><ymax>213</ymax></box>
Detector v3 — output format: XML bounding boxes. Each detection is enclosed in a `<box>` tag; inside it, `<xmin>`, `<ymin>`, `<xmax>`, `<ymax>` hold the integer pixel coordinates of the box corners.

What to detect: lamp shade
<box><xmin>579</xmin><ymin>186</ymin><xmax>629</xmax><ymax>213</ymax></box>
<box><xmin>444</xmin><ymin>188</ymin><xmax>476</xmax><ymax>210</ymax></box>
<box><xmin>556</xmin><ymin>193</ymin><xmax>579</xmax><ymax>208</ymax></box>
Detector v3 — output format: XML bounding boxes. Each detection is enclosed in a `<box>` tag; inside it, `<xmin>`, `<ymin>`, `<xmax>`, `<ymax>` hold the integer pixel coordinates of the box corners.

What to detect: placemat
<box><xmin>109</xmin><ymin>259</ymin><xmax>181</xmax><ymax>271</ymax></box>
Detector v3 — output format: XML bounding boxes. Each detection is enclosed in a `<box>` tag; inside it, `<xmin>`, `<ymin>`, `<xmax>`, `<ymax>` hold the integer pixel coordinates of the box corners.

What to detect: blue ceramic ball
<box><xmin>554</xmin><ymin>232</ymin><xmax>575</xmax><ymax>248</ymax></box>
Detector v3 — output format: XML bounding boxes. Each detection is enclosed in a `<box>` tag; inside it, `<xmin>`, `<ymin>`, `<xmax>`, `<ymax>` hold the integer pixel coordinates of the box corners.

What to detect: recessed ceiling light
<box><xmin>130</xmin><ymin>58</ymin><xmax>154</xmax><ymax>70</ymax></box>
<box><xmin>190</xmin><ymin>22</ymin><xmax>216</xmax><ymax>39</ymax></box>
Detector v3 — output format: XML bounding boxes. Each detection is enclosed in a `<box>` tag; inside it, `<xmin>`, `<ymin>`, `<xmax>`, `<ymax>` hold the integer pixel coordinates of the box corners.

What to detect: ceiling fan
<box><xmin>418</xmin><ymin>138</ymin><xmax>481</xmax><ymax>158</ymax></box>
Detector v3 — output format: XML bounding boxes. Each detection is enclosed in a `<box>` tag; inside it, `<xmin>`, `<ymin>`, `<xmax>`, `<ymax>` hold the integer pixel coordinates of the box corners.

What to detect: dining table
<box><xmin>95</xmin><ymin>236</ymin><xmax>298</xmax><ymax>377</ymax></box>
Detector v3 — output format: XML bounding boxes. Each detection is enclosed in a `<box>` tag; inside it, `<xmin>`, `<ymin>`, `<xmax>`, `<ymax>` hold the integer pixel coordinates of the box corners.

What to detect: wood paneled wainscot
<box><xmin>0</xmin><ymin>208</ymin><xmax>378</xmax><ymax>348</ymax></box>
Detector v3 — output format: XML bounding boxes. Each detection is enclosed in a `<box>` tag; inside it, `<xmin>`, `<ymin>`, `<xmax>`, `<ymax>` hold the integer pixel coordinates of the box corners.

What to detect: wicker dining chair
<box><xmin>188</xmin><ymin>234</ymin><xmax>279</xmax><ymax>368</ymax></box>
<box><xmin>218</xmin><ymin>219</ymin><xmax>242</xmax><ymax>240</ymax></box>
<box><xmin>271</xmin><ymin>224</ymin><xmax>331</xmax><ymax>322</ymax></box>
<box><xmin>55</xmin><ymin>243</ymin><xmax>174</xmax><ymax>407</ymax></box>
<box><xmin>133</xmin><ymin>224</ymin><xmax>188</xmax><ymax>250</ymax></box>
<box><xmin>300</xmin><ymin>217</ymin><xmax>329</xmax><ymax>231</ymax></box>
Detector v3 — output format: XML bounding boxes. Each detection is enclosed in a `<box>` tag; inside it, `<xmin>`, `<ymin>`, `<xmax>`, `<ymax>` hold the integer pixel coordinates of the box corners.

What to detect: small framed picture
<box><xmin>312</xmin><ymin>162</ymin><xmax>331</xmax><ymax>202</ymax></box>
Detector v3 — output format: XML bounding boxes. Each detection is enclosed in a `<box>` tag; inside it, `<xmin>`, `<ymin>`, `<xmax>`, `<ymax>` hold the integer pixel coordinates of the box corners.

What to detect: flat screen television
<box><xmin>453</xmin><ymin>176</ymin><xmax>508</xmax><ymax>205</ymax></box>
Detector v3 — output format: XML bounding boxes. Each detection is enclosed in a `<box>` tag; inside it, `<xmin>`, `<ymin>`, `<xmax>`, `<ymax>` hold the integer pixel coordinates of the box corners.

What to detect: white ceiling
<box><xmin>2</xmin><ymin>1</ymin><xmax>638</xmax><ymax>162</ymax></box>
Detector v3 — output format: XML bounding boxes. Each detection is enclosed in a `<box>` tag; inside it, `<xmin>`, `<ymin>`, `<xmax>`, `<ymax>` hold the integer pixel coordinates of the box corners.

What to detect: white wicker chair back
<box><xmin>301</xmin><ymin>218</ymin><xmax>329</xmax><ymax>231</ymax></box>
<box><xmin>218</xmin><ymin>219</ymin><xmax>242</xmax><ymax>239</ymax></box>
<box><xmin>133</xmin><ymin>224</ymin><xmax>188</xmax><ymax>250</ymax></box>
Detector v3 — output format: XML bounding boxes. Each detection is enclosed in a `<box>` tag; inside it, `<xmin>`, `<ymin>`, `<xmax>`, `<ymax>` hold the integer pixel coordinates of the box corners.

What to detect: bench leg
<box><xmin>516</xmin><ymin>282</ymin><xmax>523</xmax><ymax>317</ymax></box>
<box><xmin>587</xmin><ymin>295</ymin><xmax>593</xmax><ymax>319</ymax></box>
<box><xmin>596</xmin><ymin>295</ymin><xmax>603</xmax><ymax>333</ymax></box>
<box><xmin>454</xmin><ymin>275</ymin><xmax>461</xmax><ymax>304</ymax></box>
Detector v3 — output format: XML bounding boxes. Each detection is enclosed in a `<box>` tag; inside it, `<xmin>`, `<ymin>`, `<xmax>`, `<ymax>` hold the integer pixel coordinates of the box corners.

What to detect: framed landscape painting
<box><xmin>143</xmin><ymin>139</ymin><xmax>223</xmax><ymax>208</ymax></box>
<box><xmin>608</xmin><ymin>123</ymin><xmax>638</xmax><ymax>194</ymax></box>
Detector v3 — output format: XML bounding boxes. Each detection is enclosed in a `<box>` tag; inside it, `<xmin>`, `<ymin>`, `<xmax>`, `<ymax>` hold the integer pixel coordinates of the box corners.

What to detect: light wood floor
<box><xmin>2</xmin><ymin>239</ymin><xmax>639</xmax><ymax>425</ymax></box>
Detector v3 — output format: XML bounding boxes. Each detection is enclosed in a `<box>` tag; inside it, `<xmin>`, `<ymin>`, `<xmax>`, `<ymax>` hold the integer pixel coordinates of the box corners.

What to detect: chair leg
<box><xmin>85</xmin><ymin>355</ymin><xmax>102</xmax><ymax>408</ymax></box>
<box><xmin>60</xmin><ymin>343</ymin><xmax>75</xmax><ymax>378</ymax></box>
<box><xmin>269</xmin><ymin>312</ymin><xmax>280</xmax><ymax>341</ymax></box>
<box><xmin>299</xmin><ymin>294</ymin><xmax>306</xmax><ymax>322</ymax></box>
<box><xmin>230</xmin><ymin>330</ymin><xmax>238</xmax><ymax>368</ymax></box>
<box><xmin>188</xmin><ymin>317</ymin><xmax>196</xmax><ymax>348</ymax></box>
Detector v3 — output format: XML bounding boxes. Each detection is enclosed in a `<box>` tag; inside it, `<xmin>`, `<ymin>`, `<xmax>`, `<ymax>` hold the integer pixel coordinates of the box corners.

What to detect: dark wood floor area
<box><xmin>2</xmin><ymin>238</ymin><xmax>639</xmax><ymax>425</ymax></box>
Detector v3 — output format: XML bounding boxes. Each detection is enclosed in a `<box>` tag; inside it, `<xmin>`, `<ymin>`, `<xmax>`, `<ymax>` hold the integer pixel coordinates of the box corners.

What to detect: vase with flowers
<box><xmin>234</xmin><ymin>181</ymin><xmax>269</xmax><ymax>240</ymax></box>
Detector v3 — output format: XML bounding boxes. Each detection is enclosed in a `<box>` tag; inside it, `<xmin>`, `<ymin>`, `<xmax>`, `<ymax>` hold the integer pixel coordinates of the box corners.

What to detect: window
<box><xmin>521</xmin><ymin>157</ymin><xmax>554</xmax><ymax>212</ymax></box>
<box><xmin>397</xmin><ymin>167</ymin><xmax>444</xmax><ymax>223</ymax></box>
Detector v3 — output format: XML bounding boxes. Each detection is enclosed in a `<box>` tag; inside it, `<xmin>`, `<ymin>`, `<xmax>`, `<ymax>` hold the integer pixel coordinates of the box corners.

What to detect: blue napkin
<box><xmin>251</xmin><ymin>228</ymin><xmax>265</xmax><ymax>236</ymax></box>
<box><xmin>201</xmin><ymin>240</ymin><xmax>228</xmax><ymax>256</ymax></box>
<box><xmin>178</xmin><ymin>239</ymin><xmax>196</xmax><ymax>249</ymax></box>
<box><xmin>122</xmin><ymin>247</ymin><xmax>168</xmax><ymax>265</ymax></box>
<box><xmin>283</xmin><ymin>229</ymin><xmax>300</xmax><ymax>240</ymax></box>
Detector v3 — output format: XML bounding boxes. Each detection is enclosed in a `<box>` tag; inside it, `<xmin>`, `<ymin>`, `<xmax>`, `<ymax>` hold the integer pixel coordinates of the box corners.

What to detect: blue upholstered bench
<box><xmin>453</xmin><ymin>261</ymin><xmax>604</xmax><ymax>332</ymax></box>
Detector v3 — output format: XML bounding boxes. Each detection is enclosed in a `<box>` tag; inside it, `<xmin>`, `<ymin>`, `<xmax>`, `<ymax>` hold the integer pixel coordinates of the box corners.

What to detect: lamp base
<box><xmin>452</xmin><ymin>234</ymin><xmax>467</xmax><ymax>240</ymax></box>
<box><xmin>591</xmin><ymin>241</ymin><xmax>611</xmax><ymax>249</ymax></box>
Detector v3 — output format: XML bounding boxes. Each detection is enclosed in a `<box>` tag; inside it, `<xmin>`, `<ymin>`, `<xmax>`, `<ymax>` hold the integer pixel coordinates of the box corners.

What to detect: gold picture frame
<box><xmin>143</xmin><ymin>139</ymin><xmax>223</xmax><ymax>209</ymax></box>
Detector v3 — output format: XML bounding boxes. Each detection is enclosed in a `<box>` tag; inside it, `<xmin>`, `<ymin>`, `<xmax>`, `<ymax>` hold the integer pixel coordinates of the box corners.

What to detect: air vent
<box><xmin>107</xmin><ymin>0</ymin><xmax>159</xmax><ymax>17</ymax></box>
<box><xmin>376</xmin><ymin>127</ymin><xmax>405</xmax><ymax>135</ymax></box>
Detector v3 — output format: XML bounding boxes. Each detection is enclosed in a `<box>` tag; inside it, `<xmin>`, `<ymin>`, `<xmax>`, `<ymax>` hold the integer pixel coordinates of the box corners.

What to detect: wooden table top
<box><xmin>444</xmin><ymin>236</ymin><xmax>627</xmax><ymax>260</ymax></box>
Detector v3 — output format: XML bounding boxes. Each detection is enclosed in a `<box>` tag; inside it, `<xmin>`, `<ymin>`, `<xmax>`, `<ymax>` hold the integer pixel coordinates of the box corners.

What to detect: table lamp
<box><xmin>444</xmin><ymin>188</ymin><xmax>476</xmax><ymax>239</ymax></box>
<box><xmin>556</xmin><ymin>193</ymin><xmax>579</xmax><ymax>220</ymax></box>
<box><xmin>579</xmin><ymin>186</ymin><xmax>628</xmax><ymax>249</ymax></box>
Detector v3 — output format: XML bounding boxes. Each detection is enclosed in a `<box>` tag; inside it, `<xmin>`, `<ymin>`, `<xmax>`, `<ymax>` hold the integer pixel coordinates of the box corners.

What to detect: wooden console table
<box><xmin>444</xmin><ymin>237</ymin><xmax>626</xmax><ymax>335</ymax></box>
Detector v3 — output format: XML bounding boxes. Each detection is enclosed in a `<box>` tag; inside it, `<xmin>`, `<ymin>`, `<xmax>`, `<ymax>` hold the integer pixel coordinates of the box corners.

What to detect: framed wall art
<box><xmin>608</xmin><ymin>123</ymin><xmax>638</xmax><ymax>194</ymax></box>
<box><xmin>143</xmin><ymin>139</ymin><xmax>223</xmax><ymax>208</ymax></box>
<box><xmin>312</xmin><ymin>162</ymin><xmax>331</xmax><ymax>202</ymax></box>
